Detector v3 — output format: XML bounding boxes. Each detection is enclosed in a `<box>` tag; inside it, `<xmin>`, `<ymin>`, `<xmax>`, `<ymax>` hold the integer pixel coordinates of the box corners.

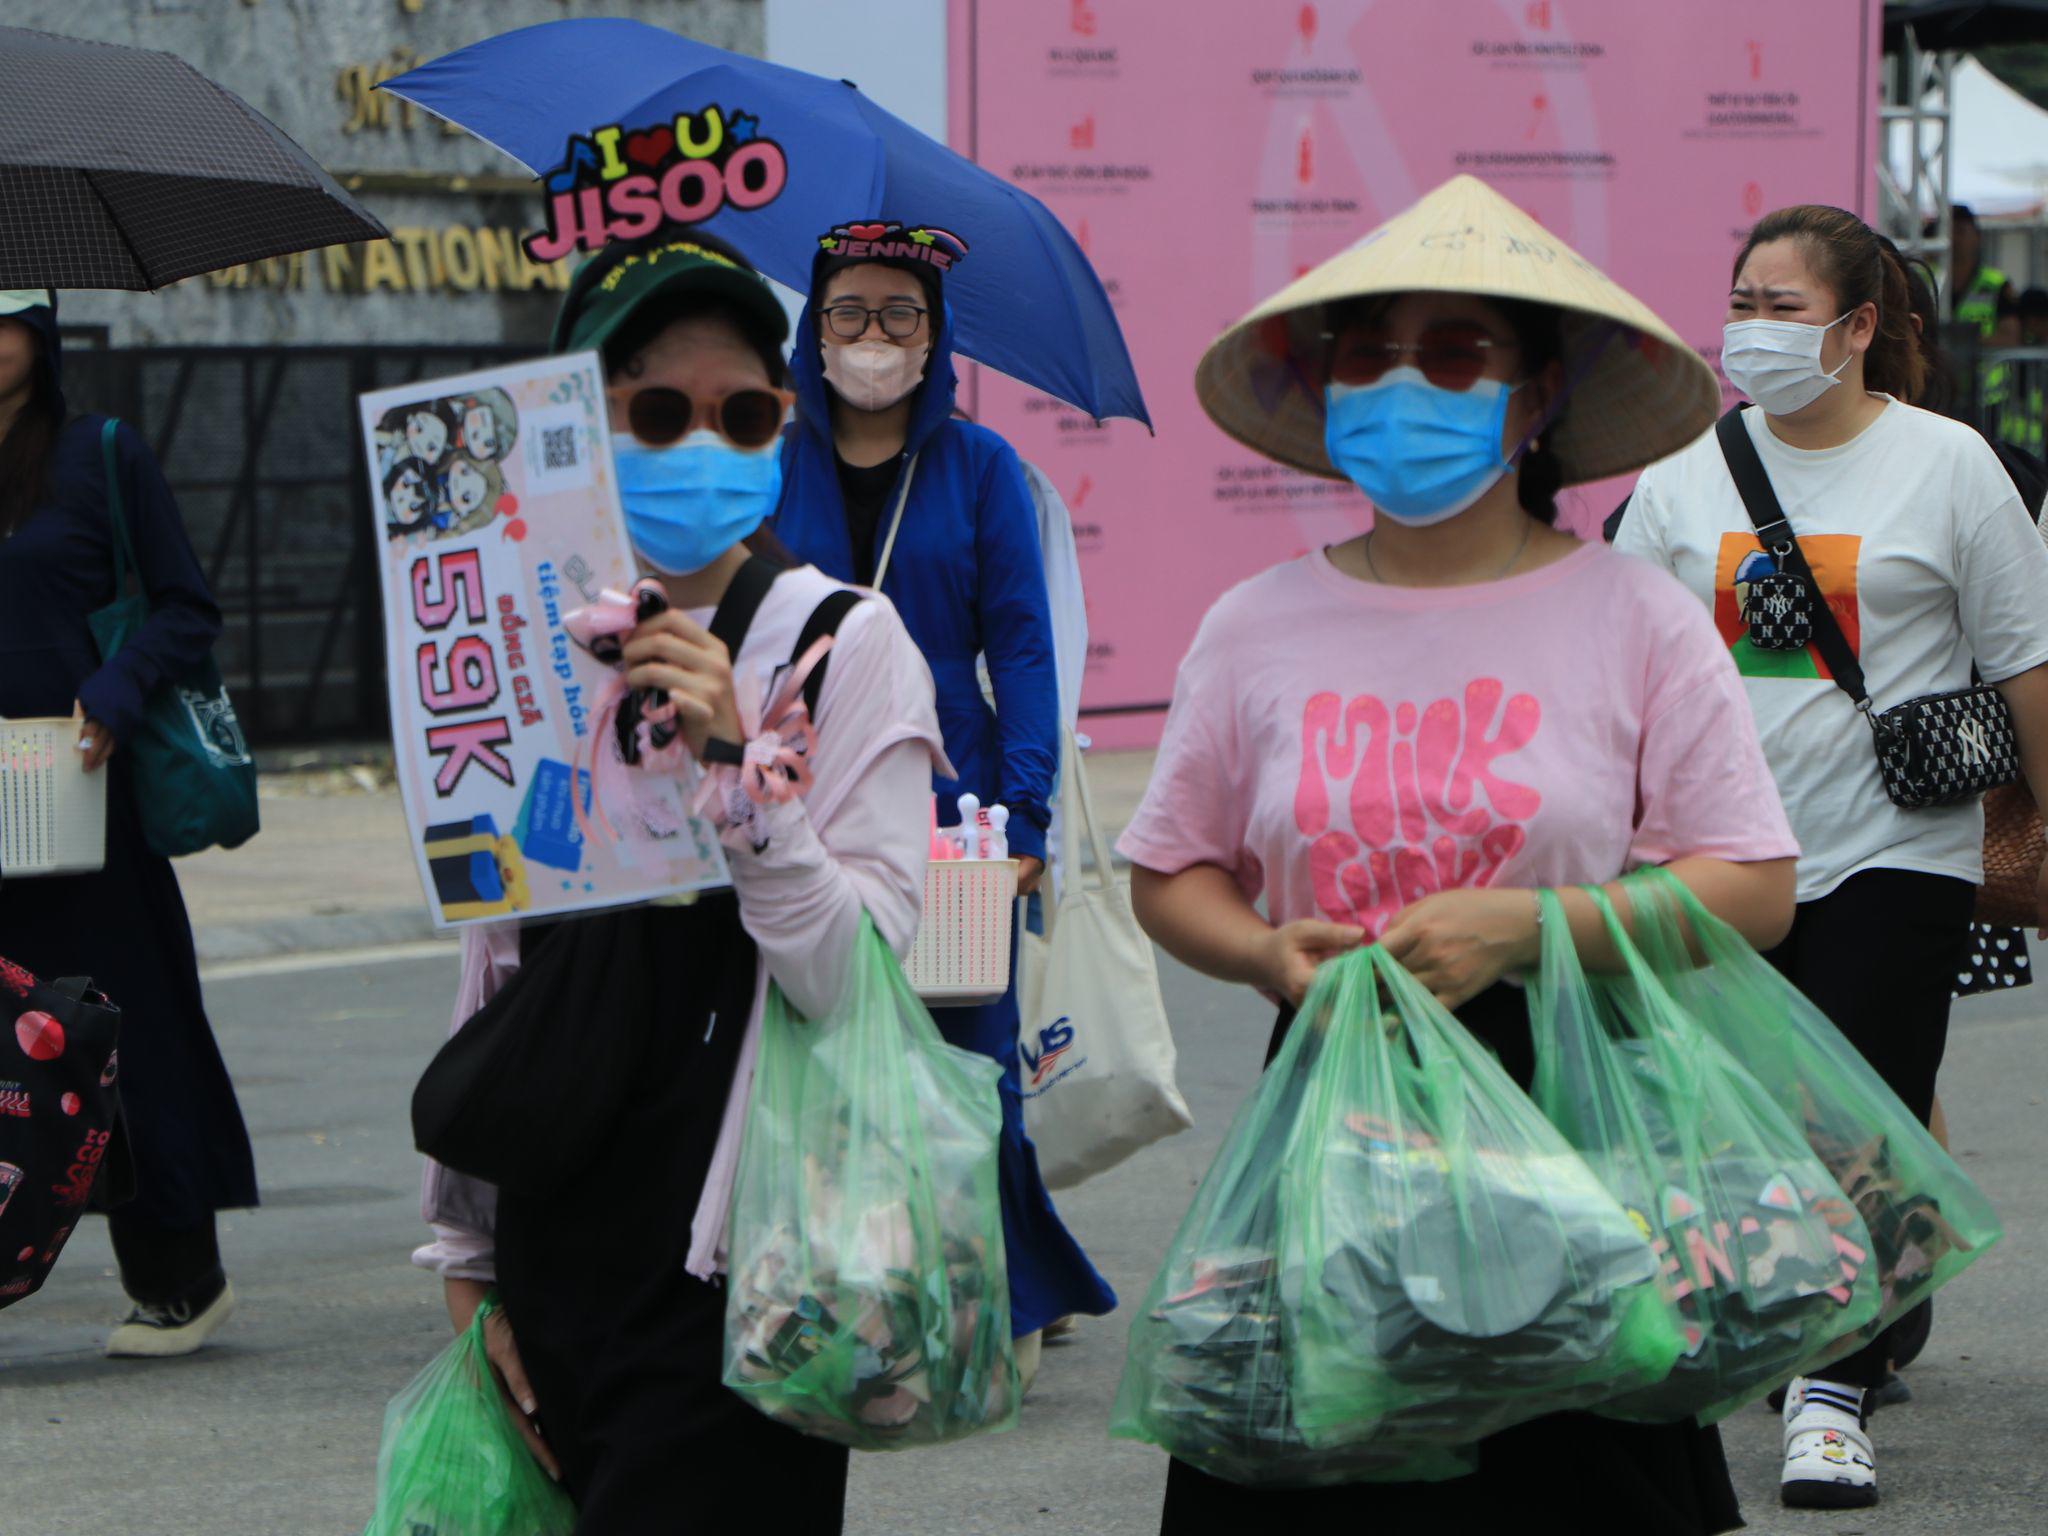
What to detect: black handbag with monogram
<box><xmin>1716</xmin><ymin>409</ymin><xmax>2021</xmax><ymax>810</ymax></box>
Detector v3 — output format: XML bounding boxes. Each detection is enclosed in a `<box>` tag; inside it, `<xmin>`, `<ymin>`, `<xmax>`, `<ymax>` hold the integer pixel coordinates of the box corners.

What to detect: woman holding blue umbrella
<box><xmin>772</xmin><ymin>222</ymin><xmax>1117</xmax><ymax>1364</ymax></box>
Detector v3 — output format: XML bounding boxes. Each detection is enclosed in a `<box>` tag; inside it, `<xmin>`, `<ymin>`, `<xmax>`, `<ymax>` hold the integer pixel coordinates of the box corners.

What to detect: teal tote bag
<box><xmin>85</xmin><ymin>419</ymin><xmax>259</xmax><ymax>857</ymax></box>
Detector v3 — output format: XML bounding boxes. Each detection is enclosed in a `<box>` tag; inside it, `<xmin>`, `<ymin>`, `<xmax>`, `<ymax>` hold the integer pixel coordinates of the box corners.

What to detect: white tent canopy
<box><xmin>1949</xmin><ymin>55</ymin><xmax>2048</xmax><ymax>218</ymax></box>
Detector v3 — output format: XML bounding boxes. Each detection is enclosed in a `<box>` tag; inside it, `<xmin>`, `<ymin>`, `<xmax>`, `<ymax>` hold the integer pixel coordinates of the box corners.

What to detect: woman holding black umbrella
<box><xmin>0</xmin><ymin>289</ymin><xmax>255</xmax><ymax>1355</ymax></box>
<box><xmin>771</xmin><ymin>222</ymin><xmax>1118</xmax><ymax>1370</ymax></box>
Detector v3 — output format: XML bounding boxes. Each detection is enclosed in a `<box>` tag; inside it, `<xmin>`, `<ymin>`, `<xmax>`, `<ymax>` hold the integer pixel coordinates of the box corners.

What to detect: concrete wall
<box><xmin>13</xmin><ymin>0</ymin><xmax>762</xmax><ymax>347</ymax></box>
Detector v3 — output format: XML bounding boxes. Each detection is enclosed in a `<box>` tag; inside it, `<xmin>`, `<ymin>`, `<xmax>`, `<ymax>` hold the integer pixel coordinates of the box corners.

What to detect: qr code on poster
<box><xmin>542</xmin><ymin>424</ymin><xmax>578</xmax><ymax>472</ymax></box>
<box><xmin>521</xmin><ymin>404</ymin><xmax>595</xmax><ymax>495</ymax></box>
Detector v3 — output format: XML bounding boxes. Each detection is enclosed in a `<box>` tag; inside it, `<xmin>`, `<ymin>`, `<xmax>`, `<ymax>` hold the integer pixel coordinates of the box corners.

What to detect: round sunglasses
<box><xmin>612</xmin><ymin>386</ymin><xmax>794</xmax><ymax>450</ymax></box>
<box><xmin>1325</xmin><ymin>321</ymin><xmax>1516</xmax><ymax>392</ymax></box>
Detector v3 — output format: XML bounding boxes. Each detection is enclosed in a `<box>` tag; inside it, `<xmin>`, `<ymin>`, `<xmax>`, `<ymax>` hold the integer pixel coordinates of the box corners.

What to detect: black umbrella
<box><xmin>1885</xmin><ymin>0</ymin><xmax>2048</xmax><ymax>51</ymax></box>
<box><xmin>0</xmin><ymin>27</ymin><xmax>386</xmax><ymax>289</ymax></box>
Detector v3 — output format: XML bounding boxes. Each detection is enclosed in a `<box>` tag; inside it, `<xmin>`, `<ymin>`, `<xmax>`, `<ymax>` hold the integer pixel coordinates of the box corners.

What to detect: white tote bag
<box><xmin>1018</xmin><ymin>733</ymin><xmax>1192</xmax><ymax>1189</ymax></box>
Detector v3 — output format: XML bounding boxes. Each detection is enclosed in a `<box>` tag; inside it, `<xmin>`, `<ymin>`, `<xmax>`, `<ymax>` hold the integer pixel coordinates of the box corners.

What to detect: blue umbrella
<box><xmin>384</xmin><ymin>18</ymin><xmax>1148</xmax><ymax>427</ymax></box>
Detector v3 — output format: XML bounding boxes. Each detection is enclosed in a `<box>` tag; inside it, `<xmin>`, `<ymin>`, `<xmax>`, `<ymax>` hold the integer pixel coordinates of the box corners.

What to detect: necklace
<box><xmin>1362</xmin><ymin>518</ymin><xmax>1534</xmax><ymax>587</ymax></box>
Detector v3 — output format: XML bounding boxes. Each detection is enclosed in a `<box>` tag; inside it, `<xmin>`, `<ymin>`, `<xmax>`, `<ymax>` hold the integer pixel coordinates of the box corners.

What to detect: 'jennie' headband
<box><xmin>816</xmin><ymin>221</ymin><xmax>969</xmax><ymax>272</ymax></box>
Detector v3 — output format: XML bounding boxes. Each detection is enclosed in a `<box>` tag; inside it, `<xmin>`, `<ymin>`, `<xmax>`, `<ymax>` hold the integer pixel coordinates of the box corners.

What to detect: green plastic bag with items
<box><xmin>1113</xmin><ymin>943</ymin><xmax>1683</xmax><ymax>1486</ymax></box>
<box><xmin>721</xmin><ymin>916</ymin><xmax>1020</xmax><ymax>1448</ymax></box>
<box><xmin>1527</xmin><ymin>886</ymin><xmax>1881</xmax><ymax>1424</ymax></box>
<box><xmin>361</xmin><ymin>1293</ymin><xmax>576</xmax><ymax>1536</ymax></box>
<box><xmin>1621</xmin><ymin>866</ymin><xmax>2003</xmax><ymax>1365</ymax></box>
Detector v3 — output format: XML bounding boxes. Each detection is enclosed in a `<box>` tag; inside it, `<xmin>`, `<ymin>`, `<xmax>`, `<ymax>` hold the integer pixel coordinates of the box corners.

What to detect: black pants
<box><xmin>1762</xmin><ymin>866</ymin><xmax>1975</xmax><ymax>1391</ymax></box>
<box><xmin>494</xmin><ymin>903</ymin><xmax>848</xmax><ymax>1535</ymax></box>
<box><xmin>107</xmin><ymin>1209</ymin><xmax>221</xmax><ymax>1306</ymax></box>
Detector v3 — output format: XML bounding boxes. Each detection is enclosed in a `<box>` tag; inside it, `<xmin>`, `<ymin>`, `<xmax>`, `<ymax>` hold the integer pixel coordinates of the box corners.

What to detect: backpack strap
<box><xmin>794</xmin><ymin>588</ymin><xmax>866</xmax><ymax>718</ymax></box>
<box><xmin>708</xmin><ymin>552</ymin><xmax>787</xmax><ymax>659</ymax></box>
<box><xmin>1714</xmin><ymin>406</ymin><xmax>1873</xmax><ymax>711</ymax></box>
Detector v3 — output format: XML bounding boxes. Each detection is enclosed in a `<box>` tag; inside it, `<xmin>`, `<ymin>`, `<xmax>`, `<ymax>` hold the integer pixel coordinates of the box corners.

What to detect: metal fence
<box><xmin>63</xmin><ymin>345</ymin><xmax>527</xmax><ymax>746</ymax></box>
<box><xmin>1955</xmin><ymin>345</ymin><xmax>2048</xmax><ymax>463</ymax></box>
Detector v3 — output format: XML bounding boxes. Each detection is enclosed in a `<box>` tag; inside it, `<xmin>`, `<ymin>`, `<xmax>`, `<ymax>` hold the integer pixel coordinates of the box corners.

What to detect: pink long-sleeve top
<box><xmin>413</xmin><ymin>566</ymin><xmax>948</xmax><ymax>1284</ymax></box>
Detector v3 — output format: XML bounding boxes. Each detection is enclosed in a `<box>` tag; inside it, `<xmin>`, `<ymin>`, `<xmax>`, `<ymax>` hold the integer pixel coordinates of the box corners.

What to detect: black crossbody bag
<box><xmin>1716</xmin><ymin>408</ymin><xmax>2020</xmax><ymax>810</ymax></box>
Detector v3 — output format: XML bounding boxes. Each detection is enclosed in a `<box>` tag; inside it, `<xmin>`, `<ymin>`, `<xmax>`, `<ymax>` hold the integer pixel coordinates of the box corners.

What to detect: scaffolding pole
<box><xmin>1880</xmin><ymin>25</ymin><xmax>1957</xmax><ymax>295</ymax></box>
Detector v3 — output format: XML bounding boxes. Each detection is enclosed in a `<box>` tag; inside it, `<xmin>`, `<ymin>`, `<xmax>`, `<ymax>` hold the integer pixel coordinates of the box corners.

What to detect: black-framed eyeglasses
<box><xmin>821</xmin><ymin>302</ymin><xmax>928</xmax><ymax>341</ymax></box>
<box><xmin>609</xmin><ymin>385</ymin><xmax>793</xmax><ymax>450</ymax></box>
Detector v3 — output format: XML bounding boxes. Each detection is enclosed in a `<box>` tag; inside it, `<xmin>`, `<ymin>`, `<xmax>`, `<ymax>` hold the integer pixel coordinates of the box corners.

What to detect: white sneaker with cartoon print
<box><xmin>1780</xmin><ymin>1377</ymin><xmax>1877</xmax><ymax>1508</ymax></box>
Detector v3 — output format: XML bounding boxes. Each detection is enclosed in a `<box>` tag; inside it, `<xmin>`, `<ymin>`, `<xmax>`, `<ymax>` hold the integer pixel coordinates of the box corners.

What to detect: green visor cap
<box><xmin>551</xmin><ymin>238</ymin><xmax>790</xmax><ymax>357</ymax></box>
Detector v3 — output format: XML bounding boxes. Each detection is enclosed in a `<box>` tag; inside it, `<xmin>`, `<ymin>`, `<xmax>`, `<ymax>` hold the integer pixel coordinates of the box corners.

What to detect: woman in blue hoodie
<box><xmin>773</xmin><ymin>226</ymin><xmax>1115</xmax><ymax>1355</ymax></box>
<box><xmin>0</xmin><ymin>290</ymin><xmax>255</xmax><ymax>1357</ymax></box>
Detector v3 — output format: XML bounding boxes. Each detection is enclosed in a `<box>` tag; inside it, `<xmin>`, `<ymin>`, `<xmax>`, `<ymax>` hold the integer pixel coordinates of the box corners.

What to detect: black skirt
<box><xmin>1156</xmin><ymin>984</ymin><xmax>1741</xmax><ymax>1535</ymax></box>
<box><xmin>492</xmin><ymin>899</ymin><xmax>848</xmax><ymax>1535</ymax></box>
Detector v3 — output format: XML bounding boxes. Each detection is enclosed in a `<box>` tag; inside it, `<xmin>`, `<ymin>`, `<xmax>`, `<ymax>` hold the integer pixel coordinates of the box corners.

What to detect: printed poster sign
<box><xmin>948</xmin><ymin>0</ymin><xmax>1877</xmax><ymax>746</ymax></box>
<box><xmin>360</xmin><ymin>353</ymin><xmax>730</xmax><ymax>930</ymax></box>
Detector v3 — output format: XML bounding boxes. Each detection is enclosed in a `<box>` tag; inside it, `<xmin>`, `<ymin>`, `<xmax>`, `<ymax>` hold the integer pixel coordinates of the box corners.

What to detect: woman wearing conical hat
<box><xmin>1116</xmin><ymin>176</ymin><xmax>1798</xmax><ymax>1528</ymax></box>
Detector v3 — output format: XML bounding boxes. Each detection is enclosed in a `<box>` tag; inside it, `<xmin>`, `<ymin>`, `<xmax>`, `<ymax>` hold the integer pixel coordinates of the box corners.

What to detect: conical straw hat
<box><xmin>1195</xmin><ymin>175</ymin><xmax>1719</xmax><ymax>486</ymax></box>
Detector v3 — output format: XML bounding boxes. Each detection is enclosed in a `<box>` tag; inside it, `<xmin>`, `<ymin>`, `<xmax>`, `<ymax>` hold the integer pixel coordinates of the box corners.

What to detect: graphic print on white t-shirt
<box><xmin>1295</xmin><ymin>680</ymin><xmax>1541</xmax><ymax>933</ymax></box>
<box><xmin>1716</xmin><ymin>531</ymin><xmax>1863</xmax><ymax>680</ymax></box>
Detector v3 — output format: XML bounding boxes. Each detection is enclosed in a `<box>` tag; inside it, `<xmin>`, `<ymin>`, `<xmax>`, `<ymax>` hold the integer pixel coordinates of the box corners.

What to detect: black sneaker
<box><xmin>105</xmin><ymin>1274</ymin><xmax>235</xmax><ymax>1358</ymax></box>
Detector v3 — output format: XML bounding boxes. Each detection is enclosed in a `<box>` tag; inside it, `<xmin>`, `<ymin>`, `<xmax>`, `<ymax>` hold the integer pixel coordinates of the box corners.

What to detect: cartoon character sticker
<box><xmin>438</xmin><ymin>455</ymin><xmax>505</xmax><ymax>533</ymax></box>
<box><xmin>378</xmin><ymin>391</ymin><xmax>522</xmax><ymax>542</ymax></box>
<box><xmin>454</xmin><ymin>387</ymin><xmax>519</xmax><ymax>464</ymax></box>
<box><xmin>375</xmin><ymin>400</ymin><xmax>460</xmax><ymax>478</ymax></box>
<box><xmin>383</xmin><ymin>456</ymin><xmax>436</xmax><ymax>537</ymax></box>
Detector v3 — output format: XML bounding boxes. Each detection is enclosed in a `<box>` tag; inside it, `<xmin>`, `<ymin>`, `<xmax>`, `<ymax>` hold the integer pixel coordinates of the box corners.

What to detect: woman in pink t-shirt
<box><xmin>1119</xmin><ymin>177</ymin><xmax>1800</xmax><ymax>1531</ymax></box>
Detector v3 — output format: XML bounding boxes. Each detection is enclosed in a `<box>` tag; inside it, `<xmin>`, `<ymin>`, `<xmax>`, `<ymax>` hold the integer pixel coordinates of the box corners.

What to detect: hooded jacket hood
<box><xmin>789</xmin><ymin>275</ymin><xmax>960</xmax><ymax>460</ymax></box>
<box><xmin>2</xmin><ymin>290</ymin><xmax>66</xmax><ymax>419</ymax></box>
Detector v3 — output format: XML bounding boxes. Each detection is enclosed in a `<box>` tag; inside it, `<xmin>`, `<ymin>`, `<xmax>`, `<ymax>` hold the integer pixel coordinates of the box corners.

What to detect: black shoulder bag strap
<box><xmin>708</xmin><ymin>552</ymin><xmax>788</xmax><ymax>658</ymax></box>
<box><xmin>699</xmin><ymin>560</ymin><xmax>866</xmax><ymax>760</ymax></box>
<box><xmin>1714</xmin><ymin>407</ymin><xmax>1876</xmax><ymax>716</ymax></box>
<box><xmin>794</xmin><ymin>588</ymin><xmax>866</xmax><ymax>717</ymax></box>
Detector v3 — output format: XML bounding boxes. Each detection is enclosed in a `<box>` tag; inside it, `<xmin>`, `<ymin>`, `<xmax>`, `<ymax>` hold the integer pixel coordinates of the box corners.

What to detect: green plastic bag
<box><xmin>361</xmin><ymin>1294</ymin><xmax>575</xmax><ymax>1536</ymax></box>
<box><xmin>1528</xmin><ymin>888</ymin><xmax>1881</xmax><ymax>1424</ymax></box>
<box><xmin>1281</xmin><ymin>945</ymin><xmax>1683</xmax><ymax>1446</ymax></box>
<box><xmin>1113</xmin><ymin>945</ymin><xmax>1681</xmax><ymax>1486</ymax></box>
<box><xmin>1624</xmin><ymin>866</ymin><xmax>2004</xmax><ymax>1353</ymax></box>
<box><xmin>1108</xmin><ymin>966</ymin><xmax>1476</xmax><ymax>1488</ymax></box>
<box><xmin>722</xmin><ymin>916</ymin><xmax>1019</xmax><ymax>1448</ymax></box>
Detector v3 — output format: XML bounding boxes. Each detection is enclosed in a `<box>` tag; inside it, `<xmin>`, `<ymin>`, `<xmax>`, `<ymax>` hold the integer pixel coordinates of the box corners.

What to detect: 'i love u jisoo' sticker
<box><xmin>525</xmin><ymin>106</ymin><xmax>788</xmax><ymax>263</ymax></box>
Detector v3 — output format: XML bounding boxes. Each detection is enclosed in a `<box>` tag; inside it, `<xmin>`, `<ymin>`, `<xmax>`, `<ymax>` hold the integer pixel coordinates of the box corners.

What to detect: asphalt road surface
<box><xmin>2</xmin><ymin>942</ymin><xmax>2042</xmax><ymax>1534</ymax></box>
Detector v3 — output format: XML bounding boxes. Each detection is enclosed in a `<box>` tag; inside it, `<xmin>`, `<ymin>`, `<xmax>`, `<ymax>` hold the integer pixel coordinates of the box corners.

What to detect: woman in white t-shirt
<box><xmin>1617</xmin><ymin>204</ymin><xmax>2048</xmax><ymax>1512</ymax></box>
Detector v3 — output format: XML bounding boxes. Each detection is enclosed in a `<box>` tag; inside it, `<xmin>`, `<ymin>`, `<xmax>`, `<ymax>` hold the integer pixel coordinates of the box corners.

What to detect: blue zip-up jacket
<box><xmin>774</xmin><ymin>299</ymin><xmax>1057</xmax><ymax>865</ymax></box>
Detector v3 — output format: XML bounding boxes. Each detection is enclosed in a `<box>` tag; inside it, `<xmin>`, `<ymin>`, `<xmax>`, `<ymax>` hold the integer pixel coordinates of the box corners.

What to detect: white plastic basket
<box><xmin>0</xmin><ymin>718</ymin><xmax>108</xmax><ymax>878</ymax></box>
<box><xmin>906</xmin><ymin>858</ymin><xmax>1018</xmax><ymax>1004</ymax></box>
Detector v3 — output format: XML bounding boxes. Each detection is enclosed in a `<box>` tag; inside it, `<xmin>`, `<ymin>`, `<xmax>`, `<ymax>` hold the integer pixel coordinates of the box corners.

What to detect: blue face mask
<box><xmin>611</xmin><ymin>431</ymin><xmax>783</xmax><ymax>575</ymax></box>
<box><xmin>1323</xmin><ymin>367</ymin><xmax>1520</xmax><ymax>526</ymax></box>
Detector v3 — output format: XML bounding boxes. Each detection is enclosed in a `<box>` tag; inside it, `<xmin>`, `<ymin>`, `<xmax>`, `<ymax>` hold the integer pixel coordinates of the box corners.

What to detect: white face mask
<box><xmin>1721</xmin><ymin>312</ymin><xmax>1854</xmax><ymax>416</ymax></box>
<box><xmin>822</xmin><ymin>338</ymin><xmax>929</xmax><ymax>412</ymax></box>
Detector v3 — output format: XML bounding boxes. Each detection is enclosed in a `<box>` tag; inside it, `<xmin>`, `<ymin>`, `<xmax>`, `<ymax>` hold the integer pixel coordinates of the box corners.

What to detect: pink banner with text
<box><xmin>948</xmin><ymin>0</ymin><xmax>1879</xmax><ymax>746</ymax></box>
